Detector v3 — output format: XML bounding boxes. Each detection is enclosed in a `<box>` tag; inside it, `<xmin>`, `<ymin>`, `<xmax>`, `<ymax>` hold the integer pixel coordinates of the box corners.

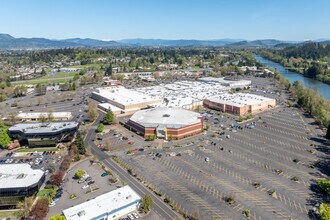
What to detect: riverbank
<box><xmin>257</xmin><ymin>53</ymin><xmax>330</xmax><ymax>85</ymax></box>
<box><xmin>254</xmin><ymin>55</ymin><xmax>330</xmax><ymax>100</ymax></box>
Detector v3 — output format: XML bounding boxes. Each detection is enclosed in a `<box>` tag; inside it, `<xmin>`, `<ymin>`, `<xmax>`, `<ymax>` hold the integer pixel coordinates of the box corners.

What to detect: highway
<box><xmin>84</xmin><ymin>113</ymin><xmax>181</xmax><ymax>220</ymax></box>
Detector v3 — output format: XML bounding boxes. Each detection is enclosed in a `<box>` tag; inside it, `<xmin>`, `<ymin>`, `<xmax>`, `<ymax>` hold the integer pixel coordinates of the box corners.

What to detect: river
<box><xmin>254</xmin><ymin>55</ymin><xmax>330</xmax><ymax>100</ymax></box>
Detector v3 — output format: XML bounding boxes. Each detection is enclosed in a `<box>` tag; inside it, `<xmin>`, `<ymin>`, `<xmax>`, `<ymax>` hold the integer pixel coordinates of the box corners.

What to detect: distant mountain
<box><xmin>227</xmin><ymin>39</ymin><xmax>288</xmax><ymax>48</ymax></box>
<box><xmin>119</xmin><ymin>38</ymin><xmax>244</xmax><ymax>47</ymax></box>
<box><xmin>61</xmin><ymin>38</ymin><xmax>120</xmax><ymax>47</ymax></box>
<box><xmin>0</xmin><ymin>34</ymin><xmax>121</xmax><ymax>49</ymax></box>
<box><xmin>1</xmin><ymin>33</ymin><xmax>325</xmax><ymax>49</ymax></box>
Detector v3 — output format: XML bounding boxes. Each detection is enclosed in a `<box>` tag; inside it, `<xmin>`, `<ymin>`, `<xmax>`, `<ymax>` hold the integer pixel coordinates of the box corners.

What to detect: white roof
<box><xmin>130</xmin><ymin>107</ymin><xmax>201</xmax><ymax>128</ymax></box>
<box><xmin>0</xmin><ymin>164</ymin><xmax>44</xmax><ymax>188</ymax></box>
<box><xmin>93</xmin><ymin>86</ymin><xmax>161</xmax><ymax>106</ymax></box>
<box><xmin>98</xmin><ymin>103</ymin><xmax>121</xmax><ymax>112</ymax></box>
<box><xmin>63</xmin><ymin>185</ymin><xmax>141</xmax><ymax>220</ymax></box>
<box><xmin>207</xmin><ymin>93</ymin><xmax>275</xmax><ymax>107</ymax></box>
<box><xmin>134</xmin><ymin>81</ymin><xmax>228</xmax><ymax>108</ymax></box>
<box><xmin>17</xmin><ymin>112</ymin><xmax>72</xmax><ymax>119</ymax></box>
<box><xmin>9</xmin><ymin>122</ymin><xmax>78</xmax><ymax>134</ymax></box>
<box><xmin>198</xmin><ymin>77</ymin><xmax>251</xmax><ymax>86</ymax></box>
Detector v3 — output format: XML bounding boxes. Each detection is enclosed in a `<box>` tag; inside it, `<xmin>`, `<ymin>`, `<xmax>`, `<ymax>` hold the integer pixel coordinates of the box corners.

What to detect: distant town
<box><xmin>0</xmin><ymin>44</ymin><xmax>329</xmax><ymax>220</ymax></box>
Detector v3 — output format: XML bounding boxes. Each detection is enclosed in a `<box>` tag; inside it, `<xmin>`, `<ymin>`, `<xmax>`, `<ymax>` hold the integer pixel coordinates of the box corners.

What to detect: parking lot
<box><xmin>47</xmin><ymin>159</ymin><xmax>123</xmax><ymax>218</ymax></box>
<box><xmin>0</xmin><ymin>149</ymin><xmax>64</xmax><ymax>178</ymax></box>
<box><xmin>118</xmin><ymin>103</ymin><xmax>327</xmax><ymax>220</ymax></box>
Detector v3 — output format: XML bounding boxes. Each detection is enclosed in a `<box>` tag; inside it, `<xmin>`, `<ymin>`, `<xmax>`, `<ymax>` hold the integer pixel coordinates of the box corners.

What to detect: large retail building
<box><xmin>203</xmin><ymin>93</ymin><xmax>276</xmax><ymax>115</ymax></box>
<box><xmin>126</xmin><ymin>107</ymin><xmax>203</xmax><ymax>140</ymax></box>
<box><xmin>92</xmin><ymin>86</ymin><xmax>161</xmax><ymax>114</ymax></box>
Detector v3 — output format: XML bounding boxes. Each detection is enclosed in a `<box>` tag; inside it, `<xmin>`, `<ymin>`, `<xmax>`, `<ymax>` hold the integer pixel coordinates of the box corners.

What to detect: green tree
<box><xmin>96</xmin><ymin>123</ymin><xmax>104</xmax><ymax>133</ymax></box>
<box><xmin>35</xmin><ymin>84</ymin><xmax>47</xmax><ymax>96</ymax></box>
<box><xmin>317</xmin><ymin>179</ymin><xmax>330</xmax><ymax>194</ymax></box>
<box><xmin>17</xmin><ymin>196</ymin><xmax>34</xmax><ymax>218</ymax></box>
<box><xmin>38</xmin><ymin>114</ymin><xmax>47</xmax><ymax>123</ymax></box>
<box><xmin>88</xmin><ymin>103</ymin><xmax>98</xmax><ymax>122</ymax></box>
<box><xmin>74</xmin><ymin>169</ymin><xmax>86</xmax><ymax>179</ymax></box>
<box><xmin>76</xmin><ymin>132</ymin><xmax>86</xmax><ymax>155</ymax></box>
<box><xmin>40</xmin><ymin>68</ymin><xmax>47</xmax><ymax>76</ymax></box>
<box><xmin>48</xmin><ymin>214</ymin><xmax>66</xmax><ymax>220</ymax></box>
<box><xmin>103</xmin><ymin>109</ymin><xmax>114</xmax><ymax>125</ymax></box>
<box><xmin>47</xmin><ymin>109</ymin><xmax>54</xmax><ymax>122</ymax></box>
<box><xmin>319</xmin><ymin>203</ymin><xmax>330</xmax><ymax>220</ymax></box>
<box><xmin>0</xmin><ymin>121</ymin><xmax>11</xmax><ymax>148</ymax></box>
<box><xmin>105</xmin><ymin>63</ymin><xmax>113</xmax><ymax>76</ymax></box>
<box><xmin>140</xmin><ymin>194</ymin><xmax>153</xmax><ymax>213</ymax></box>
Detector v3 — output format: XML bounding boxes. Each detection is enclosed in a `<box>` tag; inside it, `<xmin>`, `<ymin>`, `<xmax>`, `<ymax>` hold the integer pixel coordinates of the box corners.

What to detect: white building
<box><xmin>16</xmin><ymin>112</ymin><xmax>72</xmax><ymax>122</ymax></box>
<box><xmin>198</xmin><ymin>77</ymin><xmax>251</xmax><ymax>88</ymax></box>
<box><xmin>91</xmin><ymin>86</ymin><xmax>161</xmax><ymax>114</ymax></box>
<box><xmin>63</xmin><ymin>186</ymin><xmax>141</xmax><ymax>220</ymax></box>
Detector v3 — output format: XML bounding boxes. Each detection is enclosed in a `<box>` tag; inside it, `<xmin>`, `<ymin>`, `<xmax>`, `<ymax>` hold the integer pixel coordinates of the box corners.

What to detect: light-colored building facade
<box><xmin>16</xmin><ymin>112</ymin><xmax>72</xmax><ymax>122</ymax></box>
<box><xmin>63</xmin><ymin>186</ymin><xmax>141</xmax><ymax>220</ymax></box>
<box><xmin>204</xmin><ymin>93</ymin><xmax>276</xmax><ymax>115</ymax></box>
<box><xmin>126</xmin><ymin>107</ymin><xmax>203</xmax><ymax>140</ymax></box>
<box><xmin>91</xmin><ymin>86</ymin><xmax>161</xmax><ymax>114</ymax></box>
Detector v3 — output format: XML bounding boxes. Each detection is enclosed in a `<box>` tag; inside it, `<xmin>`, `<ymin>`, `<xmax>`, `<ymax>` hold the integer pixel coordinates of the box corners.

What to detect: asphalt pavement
<box><xmin>84</xmin><ymin>112</ymin><xmax>181</xmax><ymax>220</ymax></box>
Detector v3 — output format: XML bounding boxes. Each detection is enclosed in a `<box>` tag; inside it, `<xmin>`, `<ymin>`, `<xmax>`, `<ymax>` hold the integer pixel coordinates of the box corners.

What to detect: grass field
<box><xmin>16</xmin><ymin>147</ymin><xmax>59</xmax><ymax>152</ymax></box>
<box><xmin>12</xmin><ymin>72</ymin><xmax>76</xmax><ymax>85</ymax></box>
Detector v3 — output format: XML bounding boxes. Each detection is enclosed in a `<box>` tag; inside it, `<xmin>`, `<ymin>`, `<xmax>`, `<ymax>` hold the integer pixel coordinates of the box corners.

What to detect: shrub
<box><xmin>74</xmin><ymin>169</ymin><xmax>86</xmax><ymax>179</ymax></box>
<box><xmin>319</xmin><ymin>203</ymin><xmax>330</xmax><ymax>220</ymax></box>
<box><xmin>317</xmin><ymin>179</ymin><xmax>330</xmax><ymax>194</ymax></box>
<box><xmin>96</xmin><ymin>123</ymin><xmax>104</xmax><ymax>133</ymax></box>
<box><xmin>145</xmin><ymin>134</ymin><xmax>156</xmax><ymax>141</ymax></box>
<box><xmin>243</xmin><ymin>209</ymin><xmax>251</xmax><ymax>218</ymax></box>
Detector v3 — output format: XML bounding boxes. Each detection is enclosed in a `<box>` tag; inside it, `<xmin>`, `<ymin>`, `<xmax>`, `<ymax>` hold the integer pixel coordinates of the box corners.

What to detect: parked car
<box><xmin>101</xmin><ymin>172</ymin><xmax>108</xmax><ymax>177</ymax></box>
<box><xmin>81</xmin><ymin>185</ymin><xmax>89</xmax><ymax>189</ymax></box>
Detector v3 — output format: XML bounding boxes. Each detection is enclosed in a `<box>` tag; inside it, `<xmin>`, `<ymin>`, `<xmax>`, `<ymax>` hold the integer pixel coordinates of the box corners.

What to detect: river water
<box><xmin>254</xmin><ymin>55</ymin><xmax>330</xmax><ymax>100</ymax></box>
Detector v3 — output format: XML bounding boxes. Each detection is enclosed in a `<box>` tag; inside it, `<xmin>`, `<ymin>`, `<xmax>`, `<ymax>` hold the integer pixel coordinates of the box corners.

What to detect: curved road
<box><xmin>84</xmin><ymin>113</ymin><xmax>181</xmax><ymax>220</ymax></box>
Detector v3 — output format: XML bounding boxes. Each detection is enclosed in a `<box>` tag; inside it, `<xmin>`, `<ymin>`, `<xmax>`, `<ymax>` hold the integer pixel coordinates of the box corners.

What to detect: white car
<box><xmin>81</xmin><ymin>185</ymin><xmax>89</xmax><ymax>189</ymax></box>
<box><xmin>132</xmin><ymin>213</ymin><xmax>139</xmax><ymax>218</ymax></box>
<box><xmin>49</xmin><ymin>202</ymin><xmax>56</xmax><ymax>207</ymax></box>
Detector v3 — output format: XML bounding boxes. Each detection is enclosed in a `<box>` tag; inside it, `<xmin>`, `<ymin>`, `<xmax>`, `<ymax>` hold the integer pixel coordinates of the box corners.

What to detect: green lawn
<box><xmin>16</xmin><ymin>147</ymin><xmax>59</xmax><ymax>152</ymax></box>
<box><xmin>37</xmin><ymin>189</ymin><xmax>53</xmax><ymax>197</ymax></box>
<box><xmin>12</xmin><ymin>72</ymin><xmax>76</xmax><ymax>85</ymax></box>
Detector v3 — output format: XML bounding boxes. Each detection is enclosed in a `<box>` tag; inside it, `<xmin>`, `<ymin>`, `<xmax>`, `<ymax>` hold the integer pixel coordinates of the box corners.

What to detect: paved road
<box><xmin>84</xmin><ymin>113</ymin><xmax>181</xmax><ymax>220</ymax></box>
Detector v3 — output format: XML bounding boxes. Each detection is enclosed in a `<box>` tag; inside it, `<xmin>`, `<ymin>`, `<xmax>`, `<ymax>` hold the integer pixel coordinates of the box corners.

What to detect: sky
<box><xmin>0</xmin><ymin>0</ymin><xmax>329</xmax><ymax>41</ymax></box>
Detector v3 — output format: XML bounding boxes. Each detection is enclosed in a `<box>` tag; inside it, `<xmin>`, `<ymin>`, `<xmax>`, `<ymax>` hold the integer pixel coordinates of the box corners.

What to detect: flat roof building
<box><xmin>91</xmin><ymin>86</ymin><xmax>161</xmax><ymax>114</ymax></box>
<box><xmin>204</xmin><ymin>93</ymin><xmax>276</xmax><ymax>115</ymax></box>
<box><xmin>16</xmin><ymin>112</ymin><xmax>72</xmax><ymax>122</ymax></box>
<box><xmin>126</xmin><ymin>107</ymin><xmax>203</xmax><ymax>140</ymax></box>
<box><xmin>198</xmin><ymin>77</ymin><xmax>251</xmax><ymax>88</ymax></box>
<box><xmin>97</xmin><ymin>103</ymin><xmax>122</xmax><ymax>116</ymax></box>
<box><xmin>0</xmin><ymin>164</ymin><xmax>45</xmax><ymax>208</ymax></box>
<box><xmin>63</xmin><ymin>185</ymin><xmax>141</xmax><ymax>220</ymax></box>
<box><xmin>8</xmin><ymin>122</ymin><xmax>79</xmax><ymax>146</ymax></box>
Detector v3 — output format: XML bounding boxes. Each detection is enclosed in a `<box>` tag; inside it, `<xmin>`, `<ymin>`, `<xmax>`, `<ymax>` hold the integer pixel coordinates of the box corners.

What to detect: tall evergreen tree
<box><xmin>103</xmin><ymin>109</ymin><xmax>114</xmax><ymax>125</ymax></box>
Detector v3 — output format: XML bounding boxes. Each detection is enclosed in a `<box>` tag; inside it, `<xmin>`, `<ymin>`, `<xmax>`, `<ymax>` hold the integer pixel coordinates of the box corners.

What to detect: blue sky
<box><xmin>0</xmin><ymin>0</ymin><xmax>329</xmax><ymax>41</ymax></box>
